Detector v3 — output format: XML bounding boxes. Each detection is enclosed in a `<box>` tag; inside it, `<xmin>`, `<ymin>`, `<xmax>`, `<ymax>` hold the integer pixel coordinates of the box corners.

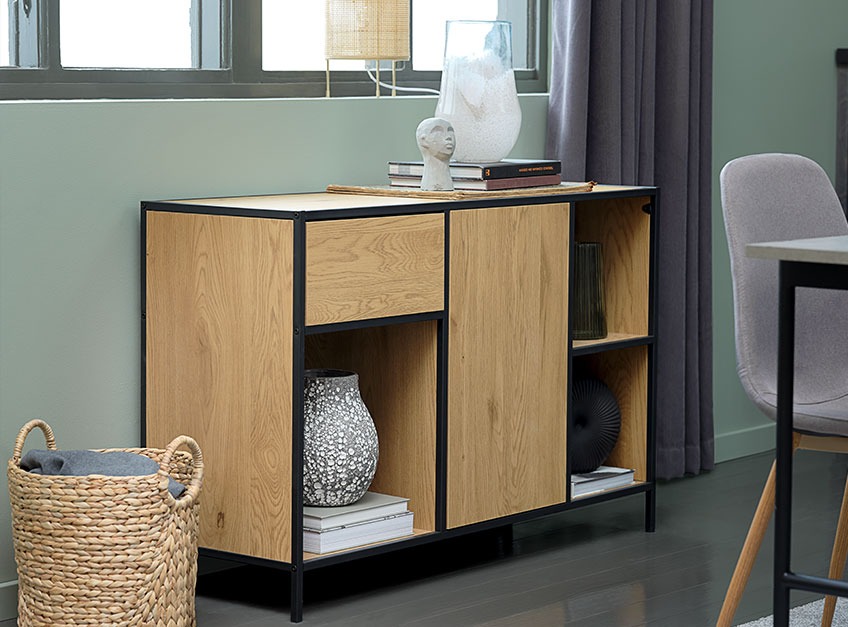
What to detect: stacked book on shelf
<box><xmin>303</xmin><ymin>491</ymin><xmax>414</xmax><ymax>554</ymax></box>
<box><xmin>571</xmin><ymin>465</ymin><xmax>635</xmax><ymax>498</ymax></box>
<box><xmin>387</xmin><ymin>158</ymin><xmax>563</xmax><ymax>191</ymax></box>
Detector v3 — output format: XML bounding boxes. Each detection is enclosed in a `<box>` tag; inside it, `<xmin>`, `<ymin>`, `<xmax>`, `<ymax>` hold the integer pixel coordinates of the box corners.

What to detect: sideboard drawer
<box><xmin>306</xmin><ymin>214</ymin><xmax>445</xmax><ymax>326</ymax></box>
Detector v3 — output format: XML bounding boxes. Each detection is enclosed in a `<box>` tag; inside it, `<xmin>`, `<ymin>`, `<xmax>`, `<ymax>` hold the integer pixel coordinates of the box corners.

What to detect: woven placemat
<box><xmin>326</xmin><ymin>181</ymin><xmax>596</xmax><ymax>200</ymax></box>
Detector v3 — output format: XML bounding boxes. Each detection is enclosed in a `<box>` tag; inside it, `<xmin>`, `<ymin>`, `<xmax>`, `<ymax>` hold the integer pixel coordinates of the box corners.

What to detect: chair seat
<box><xmin>752</xmin><ymin>386</ymin><xmax>848</xmax><ymax>437</ymax></box>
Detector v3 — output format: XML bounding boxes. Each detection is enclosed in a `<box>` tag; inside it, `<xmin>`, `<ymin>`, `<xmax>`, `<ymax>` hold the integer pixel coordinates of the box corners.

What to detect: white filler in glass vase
<box><xmin>434</xmin><ymin>20</ymin><xmax>522</xmax><ymax>164</ymax></box>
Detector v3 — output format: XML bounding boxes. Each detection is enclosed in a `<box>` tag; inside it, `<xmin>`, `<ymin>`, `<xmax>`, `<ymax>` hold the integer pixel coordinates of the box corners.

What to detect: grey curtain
<box><xmin>546</xmin><ymin>0</ymin><xmax>714</xmax><ymax>478</ymax></box>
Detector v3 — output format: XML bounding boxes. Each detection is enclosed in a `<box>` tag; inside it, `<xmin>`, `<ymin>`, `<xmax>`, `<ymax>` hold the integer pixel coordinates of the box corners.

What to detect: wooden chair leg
<box><xmin>716</xmin><ymin>460</ymin><xmax>777</xmax><ymax>627</ymax></box>
<box><xmin>821</xmin><ymin>472</ymin><xmax>848</xmax><ymax>627</ymax></box>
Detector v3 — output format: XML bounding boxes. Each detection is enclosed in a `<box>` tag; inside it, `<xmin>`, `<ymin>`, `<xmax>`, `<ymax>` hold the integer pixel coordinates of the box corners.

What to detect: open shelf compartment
<box><xmin>303</xmin><ymin>320</ymin><xmax>439</xmax><ymax>559</ymax></box>
<box><xmin>573</xmin><ymin>196</ymin><xmax>652</xmax><ymax>348</ymax></box>
<box><xmin>571</xmin><ymin>345</ymin><xmax>649</xmax><ymax>500</ymax></box>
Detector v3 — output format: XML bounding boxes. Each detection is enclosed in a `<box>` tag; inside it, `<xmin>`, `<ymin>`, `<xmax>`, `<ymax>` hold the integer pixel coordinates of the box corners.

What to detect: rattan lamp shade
<box><xmin>325</xmin><ymin>0</ymin><xmax>410</xmax><ymax>61</ymax></box>
<box><xmin>324</xmin><ymin>0</ymin><xmax>410</xmax><ymax>97</ymax></box>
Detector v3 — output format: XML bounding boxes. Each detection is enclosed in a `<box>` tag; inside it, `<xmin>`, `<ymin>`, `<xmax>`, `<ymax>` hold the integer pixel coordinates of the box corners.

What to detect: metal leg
<box><xmin>495</xmin><ymin>524</ymin><xmax>514</xmax><ymax>558</ymax></box>
<box><xmin>645</xmin><ymin>488</ymin><xmax>656</xmax><ymax>533</ymax></box>
<box><xmin>774</xmin><ymin>263</ymin><xmax>796</xmax><ymax>627</ymax></box>
<box><xmin>290</xmin><ymin>565</ymin><xmax>303</xmax><ymax>623</ymax></box>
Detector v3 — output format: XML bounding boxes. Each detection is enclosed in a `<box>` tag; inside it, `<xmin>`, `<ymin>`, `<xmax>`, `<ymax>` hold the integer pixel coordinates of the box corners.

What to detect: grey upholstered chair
<box><xmin>718</xmin><ymin>153</ymin><xmax>848</xmax><ymax>627</ymax></box>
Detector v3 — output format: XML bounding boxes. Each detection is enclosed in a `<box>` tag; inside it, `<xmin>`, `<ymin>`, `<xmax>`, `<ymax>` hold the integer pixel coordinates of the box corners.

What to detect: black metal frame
<box><xmin>436</xmin><ymin>208</ymin><xmax>450</xmax><ymax>533</ymax></box>
<box><xmin>774</xmin><ymin>260</ymin><xmax>848</xmax><ymax>626</ymax></box>
<box><xmin>290</xmin><ymin>213</ymin><xmax>306</xmax><ymax>622</ymax></box>
<box><xmin>140</xmin><ymin>203</ymin><xmax>147</xmax><ymax>447</ymax></box>
<box><xmin>139</xmin><ymin>185</ymin><xmax>659</xmax><ymax>622</ymax></box>
<box><xmin>646</xmin><ymin>196</ymin><xmax>660</xmax><ymax>533</ymax></box>
<box><xmin>837</xmin><ymin>49</ymin><xmax>848</xmax><ymax>214</ymax></box>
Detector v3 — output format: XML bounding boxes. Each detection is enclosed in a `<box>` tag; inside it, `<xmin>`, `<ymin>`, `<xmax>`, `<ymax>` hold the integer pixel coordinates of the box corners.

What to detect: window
<box><xmin>1</xmin><ymin>0</ymin><xmax>10</xmax><ymax>67</ymax></box>
<box><xmin>1</xmin><ymin>0</ymin><xmax>547</xmax><ymax>99</ymax></box>
<box><xmin>59</xmin><ymin>0</ymin><xmax>195</xmax><ymax>69</ymax></box>
<box><xmin>3</xmin><ymin>0</ymin><xmax>38</xmax><ymax>68</ymax></box>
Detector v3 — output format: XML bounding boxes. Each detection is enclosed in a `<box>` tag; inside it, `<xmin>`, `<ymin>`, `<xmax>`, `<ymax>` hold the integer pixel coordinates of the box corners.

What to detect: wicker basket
<box><xmin>7</xmin><ymin>419</ymin><xmax>204</xmax><ymax>627</ymax></box>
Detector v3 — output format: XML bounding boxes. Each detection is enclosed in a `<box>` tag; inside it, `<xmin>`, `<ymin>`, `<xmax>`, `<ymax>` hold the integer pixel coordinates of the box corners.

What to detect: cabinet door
<box><xmin>146</xmin><ymin>212</ymin><xmax>293</xmax><ymax>562</ymax></box>
<box><xmin>448</xmin><ymin>203</ymin><xmax>569</xmax><ymax>528</ymax></box>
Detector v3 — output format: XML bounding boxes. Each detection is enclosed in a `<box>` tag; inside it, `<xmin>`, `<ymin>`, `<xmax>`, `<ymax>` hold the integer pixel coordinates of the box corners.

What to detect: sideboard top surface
<box><xmin>145</xmin><ymin>185</ymin><xmax>655</xmax><ymax>217</ymax></box>
<box><xmin>161</xmin><ymin>192</ymin><xmax>437</xmax><ymax>212</ymax></box>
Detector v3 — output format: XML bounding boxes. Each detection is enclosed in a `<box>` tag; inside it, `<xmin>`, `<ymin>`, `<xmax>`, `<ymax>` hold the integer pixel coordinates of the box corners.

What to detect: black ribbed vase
<box><xmin>573</xmin><ymin>242</ymin><xmax>607</xmax><ymax>340</ymax></box>
<box><xmin>570</xmin><ymin>377</ymin><xmax>622</xmax><ymax>473</ymax></box>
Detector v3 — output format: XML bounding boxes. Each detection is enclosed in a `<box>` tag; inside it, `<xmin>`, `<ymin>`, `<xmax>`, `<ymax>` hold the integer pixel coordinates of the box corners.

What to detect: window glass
<box><xmin>410</xmin><ymin>0</ymin><xmax>498</xmax><ymax>71</ymax></box>
<box><xmin>262</xmin><ymin>0</ymin><xmax>532</xmax><ymax>73</ymax></box>
<box><xmin>59</xmin><ymin>0</ymin><xmax>193</xmax><ymax>69</ymax></box>
<box><xmin>262</xmin><ymin>0</ymin><xmax>367</xmax><ymax>72</ymax></box>
<box><xmin>1</xmin><ymin>0</ymin><xmax>11</xmax><ymax>67</ymax></box>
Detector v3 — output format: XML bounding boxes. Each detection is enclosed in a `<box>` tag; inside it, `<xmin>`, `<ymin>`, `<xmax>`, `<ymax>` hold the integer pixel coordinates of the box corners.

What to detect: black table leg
<box><xmin>773</xmin><ymin>262</ymin><xmax>796</xmax><ymax>627</ymax></box>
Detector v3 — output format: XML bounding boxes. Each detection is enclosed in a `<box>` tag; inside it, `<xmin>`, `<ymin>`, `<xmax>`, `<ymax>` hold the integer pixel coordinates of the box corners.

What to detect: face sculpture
<box><xmin>416</xmin><ymin>118</ymin><xmax>456</xmax><ymax>162</ymax></box>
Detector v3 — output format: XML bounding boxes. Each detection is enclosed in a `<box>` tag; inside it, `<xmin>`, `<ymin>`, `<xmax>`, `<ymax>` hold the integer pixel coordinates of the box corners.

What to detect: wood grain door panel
<box><xmin>146</xmin><ymin>211</ymin><xmax>293</xmax><ymax>562</ymax></box>
<box><xmin>447</xmin><ymin>204</ymin><xmax>570</xmax><ymax>528</ymax></box>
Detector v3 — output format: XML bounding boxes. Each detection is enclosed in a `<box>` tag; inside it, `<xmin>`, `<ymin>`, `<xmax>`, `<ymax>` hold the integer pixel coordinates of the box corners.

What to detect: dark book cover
<box><xmin>388</xmin><ymin>158</ymin><xmax>562</xmax><ymax>180</ymax></box>
<box><xmin>389</xmin><ymin>173</ymin><xmax>563</xmax><ymax>191</ymax></box>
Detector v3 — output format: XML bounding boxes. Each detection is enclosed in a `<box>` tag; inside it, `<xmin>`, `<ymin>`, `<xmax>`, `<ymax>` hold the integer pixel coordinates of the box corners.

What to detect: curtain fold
<box><xmin>546</xmin><ymin>0</ymin><xmax>714</xmax><ymax>479</ymax></box>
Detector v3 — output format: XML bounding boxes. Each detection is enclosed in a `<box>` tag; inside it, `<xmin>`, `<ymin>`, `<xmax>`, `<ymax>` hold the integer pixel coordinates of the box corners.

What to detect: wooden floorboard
<box><xmin>3</xmin><ymin>450</ymin><xmax>848</xmax><ymax>626</ymax></box>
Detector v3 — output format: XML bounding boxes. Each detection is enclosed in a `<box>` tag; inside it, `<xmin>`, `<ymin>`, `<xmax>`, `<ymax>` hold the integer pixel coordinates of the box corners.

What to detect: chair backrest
<box><xmin>721</xmin><ymin>153</ymin><xmax>848</xmax><ymax>420</ymax></box>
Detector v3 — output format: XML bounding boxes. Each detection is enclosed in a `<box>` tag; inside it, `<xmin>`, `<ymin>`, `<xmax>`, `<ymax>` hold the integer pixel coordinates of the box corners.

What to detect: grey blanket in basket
<box><xmin>20</xmin><ymin>449</ymin><xmax>186</xmax><ymax>498</ymax></box>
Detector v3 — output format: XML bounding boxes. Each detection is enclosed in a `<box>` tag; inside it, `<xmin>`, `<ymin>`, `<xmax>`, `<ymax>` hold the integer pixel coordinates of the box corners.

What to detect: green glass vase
<box><xmin>573</xmin><ymin>242</ymin><xmax>607</xmax><ymax>340</ymax></box>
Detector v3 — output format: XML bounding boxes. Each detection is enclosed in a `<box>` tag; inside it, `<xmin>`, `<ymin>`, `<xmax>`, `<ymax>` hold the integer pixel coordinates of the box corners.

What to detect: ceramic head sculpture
<box><xmin>416</xmin><ymin>117</ymin><xmax>456</xmax><ymax>191</ymax></box>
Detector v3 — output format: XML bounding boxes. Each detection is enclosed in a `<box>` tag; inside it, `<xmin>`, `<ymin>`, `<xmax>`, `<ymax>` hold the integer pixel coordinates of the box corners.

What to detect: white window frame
<box><xmin>1</xmin><ymin>0</ymin><xmax>548</xmax><ymax>100</ymax></box>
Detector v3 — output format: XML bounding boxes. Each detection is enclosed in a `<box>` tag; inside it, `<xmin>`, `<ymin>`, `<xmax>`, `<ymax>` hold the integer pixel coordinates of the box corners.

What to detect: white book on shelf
<box><xmin>303</xmin><ymin>492</ymin><xmax>410</xmax><ymax>531</ymax></box>
<box><xmin>571</xmin><ymin>465</ymin><xmax>636</xmax><ymax>497</ymax></box>
<box><xmin>303</xmin><ymin>510</ymin><xmax>414</xmax><ymax>554</ymax></box>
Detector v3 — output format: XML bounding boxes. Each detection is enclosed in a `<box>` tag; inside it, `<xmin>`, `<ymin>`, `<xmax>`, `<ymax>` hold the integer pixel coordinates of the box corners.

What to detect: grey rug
<box><xmin>738</xmin><ymin>598</ymin><xmax>848</xmax><ymax>626</ymax></box>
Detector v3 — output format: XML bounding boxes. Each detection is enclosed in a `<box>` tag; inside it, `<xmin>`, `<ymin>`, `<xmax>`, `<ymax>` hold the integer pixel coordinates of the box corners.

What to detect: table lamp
<box><xmin>325</xmin><ymin>0</ymin><xmax>410</xmax><ymax>97</ymax></box>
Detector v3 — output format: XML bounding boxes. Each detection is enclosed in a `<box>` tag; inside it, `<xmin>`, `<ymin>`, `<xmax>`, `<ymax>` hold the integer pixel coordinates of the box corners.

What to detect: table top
<box><xmin>149</xmin><ymin>184</ymin><xmax>655</xmax><ymax>214</ymax></box>
<box><xmin>746</xmin><ymin>235</ymin><xmax>848</xmax><ymax>265</ymax></box>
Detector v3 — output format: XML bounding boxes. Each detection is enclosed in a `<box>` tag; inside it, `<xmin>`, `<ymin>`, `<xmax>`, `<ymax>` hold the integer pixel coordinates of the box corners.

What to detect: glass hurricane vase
<box><xmin>434</xmin><ymin>20</ymin><xmax>522</xmax><ymax>164</ymax></box>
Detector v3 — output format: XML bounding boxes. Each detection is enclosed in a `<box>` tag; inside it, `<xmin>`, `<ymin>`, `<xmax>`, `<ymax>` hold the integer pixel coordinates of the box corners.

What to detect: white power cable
<box><xmin>366</xmin><ymin>68</ymin><xmax>440</xmax><ymax>95</ymax></box>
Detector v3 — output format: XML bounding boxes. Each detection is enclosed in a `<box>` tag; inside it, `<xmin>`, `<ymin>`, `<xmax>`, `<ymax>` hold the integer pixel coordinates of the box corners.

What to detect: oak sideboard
<box><xmin>142</xmin><ymin>184</ymin><xmax>658</xmax><ymax>622</ymax></box>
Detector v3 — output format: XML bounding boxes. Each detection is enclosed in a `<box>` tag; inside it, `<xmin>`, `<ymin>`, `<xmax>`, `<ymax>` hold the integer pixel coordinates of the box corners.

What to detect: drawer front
<box><xmin>306</xmin><ymin>214</ymin><xmax>445</xmax><ymax>326</ymax></box>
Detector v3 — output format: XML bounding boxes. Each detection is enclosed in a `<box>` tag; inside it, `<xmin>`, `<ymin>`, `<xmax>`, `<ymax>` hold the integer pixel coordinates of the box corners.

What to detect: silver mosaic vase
<box><xmin>303</xmin><ymin>369</ymin><xmax>379</xmax><ymax>507</ymax></box>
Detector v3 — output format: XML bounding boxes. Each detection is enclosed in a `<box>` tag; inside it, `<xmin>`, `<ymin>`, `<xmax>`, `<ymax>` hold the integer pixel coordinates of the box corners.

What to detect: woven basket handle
<box><xmin>159</xmin><ymin>435</ymin><xmax>204</xmax><ymax>509</ymax></box>
<box><xmin>12</xmin><ymin>419</ymin><xmax>58</xmax><ymax>465</ymax></box>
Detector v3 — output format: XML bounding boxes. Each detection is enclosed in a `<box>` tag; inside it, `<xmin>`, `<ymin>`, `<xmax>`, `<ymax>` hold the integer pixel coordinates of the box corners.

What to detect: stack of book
<box><xmin>571</xmin><ymin>465</ymin><xmax>635</xmax><ymax>498</ymax></box>
<box><xmin>303</xmin><ymin>491</ymin><xmax>414</xmax><ymax>554</ymax></box>
<box><xmin>387</xmin><ymin>158</ymin><xmax>562</xmax><ymax>191</ymax></box>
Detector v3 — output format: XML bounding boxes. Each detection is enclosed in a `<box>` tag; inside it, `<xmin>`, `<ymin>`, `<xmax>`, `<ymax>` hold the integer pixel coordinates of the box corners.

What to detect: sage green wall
<box><xmin>712</xmin><ymin>0</ymin><xmax>848</xmax><ymax>461</ymax></box>
<box><xmin>0</xmin><ymin>95</ymin><xmax>549</xmax><ymax>619</ymax></box>
<box><xmin>2</xmin><ymin>0</ymin><xmax>847</xmax><ymax>617</ymax></box>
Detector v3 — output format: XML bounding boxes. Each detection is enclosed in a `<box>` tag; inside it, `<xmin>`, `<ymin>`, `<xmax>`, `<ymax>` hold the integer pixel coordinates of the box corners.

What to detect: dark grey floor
<box><xmin>4</xmin><ymin>450</ymin><xmax>848</xmax><ymax>626</ymax></box>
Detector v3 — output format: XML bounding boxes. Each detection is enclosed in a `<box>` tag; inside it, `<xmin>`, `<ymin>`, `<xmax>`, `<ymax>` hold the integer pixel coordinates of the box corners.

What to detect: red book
<box><xmin>388</xmin><ymin>158</ymin><xmax>562</xmax><ymax>180</ymax></box>
<box><xmin>389</xmin><ymin>173</ymin><xmax>562</xmax><ymax>191</ymax></box>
